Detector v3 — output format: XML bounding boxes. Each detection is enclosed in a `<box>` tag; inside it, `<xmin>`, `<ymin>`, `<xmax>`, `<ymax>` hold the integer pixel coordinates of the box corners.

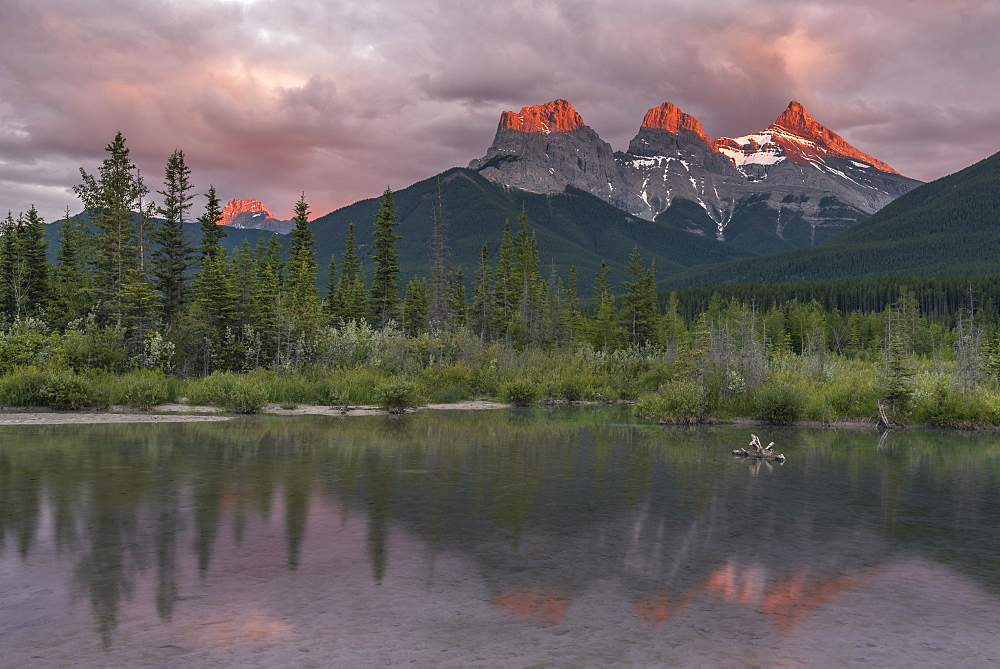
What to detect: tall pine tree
<box><xmin>369</xmin><ymin>188</ymin><xmax>401</xmax><ymax>328</ymax></box>
<box><xmin>153</xmin><ymin>149</ymin><xmax>195</xmax><ymax>321</ymax></box>
<box><xmin>74</xmin><ymin>132</ymin><xmax>148</xmax><ymax>320</ymax></box>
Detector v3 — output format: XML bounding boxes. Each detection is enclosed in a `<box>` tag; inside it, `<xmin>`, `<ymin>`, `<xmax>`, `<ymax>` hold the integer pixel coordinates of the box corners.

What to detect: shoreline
<box><xmin>0</xmin><ymin>401</ymin><xmax>962</xmax><ymax>430</ymax></box>
<box><xmin>0</xmin><ymin>400</ymin><xmax>511</xmax><ymax>425</ymax></box>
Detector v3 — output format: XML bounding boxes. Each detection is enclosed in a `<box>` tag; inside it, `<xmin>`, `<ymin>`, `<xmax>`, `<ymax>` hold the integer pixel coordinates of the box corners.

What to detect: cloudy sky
<box><xmin>2</xmin><ymin>0</ymin><xmax>998</xmax><ymax>222</ymax></box>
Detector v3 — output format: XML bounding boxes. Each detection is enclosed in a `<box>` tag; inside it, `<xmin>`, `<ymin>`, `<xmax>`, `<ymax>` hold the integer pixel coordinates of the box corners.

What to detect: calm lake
<box><xmin>2</xmin><ymin>406</ymin><xmax>1000</xmax><ymax>667</ymax></box>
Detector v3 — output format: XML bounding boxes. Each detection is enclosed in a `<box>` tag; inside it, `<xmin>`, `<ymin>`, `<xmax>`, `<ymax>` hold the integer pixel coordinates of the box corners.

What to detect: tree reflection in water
<box><xmin>0</xmin><ymin>410</ymin><xmax>999</xmax><ymax>649</ymax></box>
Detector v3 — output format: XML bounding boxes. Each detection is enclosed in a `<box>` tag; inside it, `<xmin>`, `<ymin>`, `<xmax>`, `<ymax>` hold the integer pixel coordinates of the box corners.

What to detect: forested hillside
<box><xmin>666</xmin><ymin>150</ymin><xmax>1000</xmax><ymax>288</ymax></box>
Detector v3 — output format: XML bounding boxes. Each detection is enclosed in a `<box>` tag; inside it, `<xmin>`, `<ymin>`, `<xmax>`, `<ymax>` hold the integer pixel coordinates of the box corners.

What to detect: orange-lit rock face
<box><xmin>220</xmin><ymin>199</ymin><xmax>275</xmax><ymax>226</ymax></box>
<box><xmin>498</xmin><ymin>99</ymin><xmax>585</xmax><ymax>133</ymax></box>
<box><xmin>641</xmin><ymin>103</ymin><xmax>712</xmax><ymax>144</ymax></box>
<box><xmin>767</xmin><ymin>101</ymin><xmax>901</xmax><ymax>174</ymax></box>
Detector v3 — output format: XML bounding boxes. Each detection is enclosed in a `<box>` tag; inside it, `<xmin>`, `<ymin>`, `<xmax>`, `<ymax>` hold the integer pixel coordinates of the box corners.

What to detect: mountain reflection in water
<box><xmin>2</xmin><ymin>409</ymin><xmax>1000</xmax><ymax>666</ymax></box>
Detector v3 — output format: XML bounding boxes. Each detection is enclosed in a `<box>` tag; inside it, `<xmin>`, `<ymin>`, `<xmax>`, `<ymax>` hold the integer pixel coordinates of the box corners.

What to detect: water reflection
<box><xmin>2</xmin><ymin>410</ymin><xmax>1000</xmax><ymax>663</ymax></box>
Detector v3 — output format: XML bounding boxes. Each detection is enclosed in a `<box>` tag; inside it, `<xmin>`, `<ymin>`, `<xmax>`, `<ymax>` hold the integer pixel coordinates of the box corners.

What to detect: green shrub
<box><xmin>188</xmin><ymin>372</ymin><xmax>267</xmax><ymax>414</ymax></box>
<box><xmin>634</xmin><ymin>380</ymin><xmax>705</xmax><ymax>424</ymax></box>
<box><xmin>117</xmin><ymin>371</ymin><xmax>170</xmax><ymax>409</ymax></box>
<box><xmin>499</xmin><ymin>378</ymin><xmax>541</xmax><ymax>406</ymax></box>
<box><xmin>40</xmin><ymin>369</ymin><xmax>100</xmax><ymax>409</ymax></box>
<box><xmin>375</xmin><ymin>378</ymin><xmax>422</xmax><ymax>413</ymax></box>
<box><xmin>754</xmin><ymin>381</ymin><xmax>804</xmax><ymax>424</ymax></box>
<box><xmin>0</xmin><ymin>365</ymin><xmax>49</xmax><ymax>406</ymax></box>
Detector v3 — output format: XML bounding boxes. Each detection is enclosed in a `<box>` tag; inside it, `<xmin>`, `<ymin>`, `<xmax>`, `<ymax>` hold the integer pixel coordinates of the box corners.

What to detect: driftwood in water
<box><xmin>732</xmin><ymin>434</ymin><xmax>786</xmax><ymax>462</ymax></box>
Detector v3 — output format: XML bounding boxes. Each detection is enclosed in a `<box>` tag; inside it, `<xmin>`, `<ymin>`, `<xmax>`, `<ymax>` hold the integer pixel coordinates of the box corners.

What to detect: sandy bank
<box><xmin>0</xmin><ymin>400</ymin><xmax>511</xmax><ymax>425</ymax></box>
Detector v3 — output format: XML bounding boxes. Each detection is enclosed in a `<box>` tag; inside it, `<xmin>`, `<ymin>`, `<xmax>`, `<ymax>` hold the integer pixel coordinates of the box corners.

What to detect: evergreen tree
<box><xmin>590</xmin><ymin>262</ymin><xmax>618</xmax><ymax>350</ymax></box>
<box><xmin>191</xmin><ymin>248</ymin><xmax>239</xmax><ymax>373</ymax></box>
<box><xmin>197</xmin><ymin>185</ymin><xmax>226</xmax><ymax>263</ymax></box>
<box><xmin>0</xmin><ymin>211</ymin><xmax>25</xmax><ymax>318</ymax></box>
<box><xmin>49</xmin><ymin>209</ymin><xmax>94</xmax><ymax>329</ymax></box>
<box><xmin>153</xmin><ymin>149</ymin><xmax>195</xmax><ymax>321</ymax></box>
<box><xmin>336</xmin><ymin>222</ymin><xmax>368</xmax><ymax>323</ymax></box>
<box><xmin>428</xmin><ymin>178</ymin><xmax>451</xmax><ymax>329</ymax></box>
<box><xmin>513</xmin><ymin>211</ymin><xmax>545</xmax><ymax>344</ymax></box>
<box><xmin>448</xmin><ymin>268</ymin><xmax>467</xmax><ymax>329</ymax></box>
<box><xmin>369</xmin><ymin>187</ymin><xmax>401</xmax><ymax>327</ymax></box>
<box><xmin>250</xmin><ymin>235</ymin><xmax>284</xmax><ymax>364</ymax></box>
<box><xmin>492</xmin><ymin>221</ymin><xmax>517</xmax><ymax>338</ymax></box>
<box><xmin>402</xmin><ymin>277</ymin><xmax>429</xmax><ymax>336</ymax></box>
<box><xmin>560</xmin><ymin>266</ymin><xmax>582</xmax><ymax>344</ymax></box>
<box><xmin>73</xmin><ymin>132</ymin><xmax>148</xmax><ymax>319</ymax></box>
<box><xmin>285</xmin><ymin>194</ymin><xmax>321</xmax><ymax>332</ymax></box>
<box><xmin>324</xmin><ymin>256</ymin><xmax>338</xmax><ymax>315</ymax></box>
<box><xmin>471</xmin><ymin>245</ymin><xmax>493</xmax><ymax>338</ymax></box>
<box><xmin>116</xmin><ymin>267</ymin><xmax>159</xmax><ymax>366</ymax></box>
<box><xmin>21</xmin><ymin>206</ymin><xmax>49</xmax><ymax>316</ymax></box>
<box><xmin>227</xmin><ymin>239</ymin><xmax>254</xmax><ymax>328</ymax></box>
<box><xmin>620</xmin><ymin>248</ymin><xmax>661</xmax><ymax>347</ymax></box>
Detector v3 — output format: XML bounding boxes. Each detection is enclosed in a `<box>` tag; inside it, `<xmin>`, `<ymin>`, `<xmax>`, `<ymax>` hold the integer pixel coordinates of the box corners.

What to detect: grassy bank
<box><xmin>2</xmin><ymin>346</ymin><xmax>1000</xmax><ymax>429</ymax></box>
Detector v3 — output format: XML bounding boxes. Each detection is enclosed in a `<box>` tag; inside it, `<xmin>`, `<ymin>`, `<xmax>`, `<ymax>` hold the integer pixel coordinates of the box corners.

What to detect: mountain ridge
<box><xmin>470</xmin><ymin>99</ymin><xmax>921</xmax><ymax>253</ymax></box>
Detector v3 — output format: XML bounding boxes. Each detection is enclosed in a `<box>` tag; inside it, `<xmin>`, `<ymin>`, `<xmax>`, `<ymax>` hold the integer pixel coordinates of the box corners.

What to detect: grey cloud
<box><xmin>0</xmin><ymin>0</ymin><xmax>998</xmax><ymax>222</ymax></box>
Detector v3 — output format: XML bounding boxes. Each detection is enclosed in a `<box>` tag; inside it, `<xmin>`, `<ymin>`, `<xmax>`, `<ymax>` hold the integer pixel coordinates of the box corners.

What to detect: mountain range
<box><xmin>469</xmin><ymin>99</ymin><xmax>921</xmax><ymax>254</ymax></box>
<box><xmin>53</xmin><ymin>97</ymin><xmax>995</xmax><ymax>294</ymax></box>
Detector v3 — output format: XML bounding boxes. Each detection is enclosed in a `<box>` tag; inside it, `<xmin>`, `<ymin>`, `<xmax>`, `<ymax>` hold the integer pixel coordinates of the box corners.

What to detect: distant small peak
<box><xmin>498</xmin><ymin>99</ymin><xmax>585</xmax><ymax>133</ymax></box>
<box><xmin>640</xmin><ymin>102</ymin><xmax>712</xmax><ymax>143</ymax></box>
<box><xmin>220</xmin><ymin>198</ymin><xmax>275</xmax><ymax>226</ymax></box>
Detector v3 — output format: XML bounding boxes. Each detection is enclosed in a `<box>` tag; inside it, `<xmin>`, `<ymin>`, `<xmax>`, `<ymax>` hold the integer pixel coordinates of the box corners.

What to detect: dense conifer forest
<box><xmin>4</xmin><ymin>133</ymin><xmax>1000</xmax><ymax>428</ymax></box>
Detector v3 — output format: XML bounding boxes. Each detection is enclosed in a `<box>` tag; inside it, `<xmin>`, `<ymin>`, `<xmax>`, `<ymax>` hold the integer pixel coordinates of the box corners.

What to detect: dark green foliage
<box><xmin>753</xmin><ymin>382</ymin><xmax>804</xmax><ymax>424</ymax></box>
<box><xmin>401</xmin><ymin>278</ymin><xmax>429</xmax><ymax>336</ymax></box>
<box><xmin>634</xmin><ymin>380</ymin><xmax>706</xmax><ymax>424</ymax></box>
<box><xmin>49</xmin><ymin>210</ymin><xmax>94</xmax><ymax>328</ymax></box>
<box><xmin>197</xmin><ymin>185</ymin><xmax>227</xmax><ymax>261</ymax></box>
<box><xmin>669</xmin><ymin>149</ymin><xmax>1000</xmax><ymax>288</ymax></box>
<box><xmin>375</xmin><ymin>378</ymin><xmax>422</xmax><ymax>413</ymax></box>
<box><xmin>308</xmin><ymin>169</ymin><xmax>750</xmax><ymax>296</ymax></box>
<box><xmin>187</xmin><ymin>372</ymin><xmax>267</xmax><ymax>413</ymax></box>
<box><xmin>153</xmin><ymin>149</ymin><xmax>195</xmax><ymax>320</ymax></box>
<box><xmin>369</xmin><ymin>188</ymin><xmax>401</xmax><ymax>327</ymax></box>
<box><xmin>335</xmin><ymin>222</ymin><xmax>368</xmax><ymax>324</ymax></box>
<box><xmin>73</xmin><ymin>132</ymin><xmax>148</xmax><ymax>317</ymax></box>
<box><xmin>499</xmin><ymin>378</ymin><xmax>541</xmax><ymax>406</ymax></box>
<box><xmin>286</xmin><ymin>194</ymin><xmax>321</xmax><ymax>331</ymax></box>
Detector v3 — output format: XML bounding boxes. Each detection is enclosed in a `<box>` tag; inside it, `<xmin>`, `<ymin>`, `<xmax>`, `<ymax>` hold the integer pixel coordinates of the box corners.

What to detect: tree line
<box><xmin>4</xmin><ymin>131</ymin><xmax>1000</xmax><ymax>401</ymax></box>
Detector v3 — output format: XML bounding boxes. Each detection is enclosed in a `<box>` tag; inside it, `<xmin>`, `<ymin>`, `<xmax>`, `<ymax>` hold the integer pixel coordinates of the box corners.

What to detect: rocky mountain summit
<box><xmin>219</xmin><ymin>199</ymin><xmax>293</xmax><ymax>234</ymax></box>
<box><xmin>470</xmin><ymin>100</ymin><xmax>921</xmax><ymax>252</ymax></box>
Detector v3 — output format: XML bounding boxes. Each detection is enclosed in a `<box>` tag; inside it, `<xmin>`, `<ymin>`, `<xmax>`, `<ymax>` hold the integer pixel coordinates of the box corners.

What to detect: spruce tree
<box><xmin>428</xmin><ymin>179</ymin><xmax>451</xmax><ymax>329</ymax></box>
<box><xmin>191</xmin><ymin>248</ymin><xmax>239</xmax><ymax>373</ymax></box>
<box><xmin>471</xmin><ymin>245</ymin><xmax>493</xmax><ymax>338</ymax></box>
<box><xmin>0</xmin><ymin>211</ymin><xmax>24</xmax><ymax>318</ymax></box>
<box><xmin>285</xmin><ymin>194</ymin><xmax>321</xmax><ymax>332</ymax></box>
<box><xmin>49</xmin><ymin>209</ymin><xmax>94</xmax><ymax>328</ymax></box>
<box><xmin>369</xmin><ymin>188</ymin><xmax>401</xmax><ymax>328</ymax></box>
<box><xmin>324</xmin><ymin>256</ymin><xmax>338</xmax><ymax>315</ymax></box>
<box><xmin>336</xmin><ymin>222</ymin><xmax>368</xmax><ymax>323</ymax></box>
<box><xmin>591</xmin><ymin>262</ymin><xmax>618</xmax><ymax>350</ymax></box>
<box><xmin>21</xmin><ymin>205</ymin><xmax>49</xmax><ymax>316</ymax></box>
<box><xmin>116</xmin><ymin>267</ymin><xmax>159</xmax><ymax>366</ymax></box>
<box><xmin>153</xmin><ymin>149</ymin><xmax>195</xmax><ymax>321</ymax></box>
<box><xmin>402</xmin><ymin>277</ymin><xmax>429</xmax><ymax>336</ymax></box>
<box><xmin>448</xmin><ymin>268</ymin><xmax>467</xmax><ymax>329</ymax></box>
<box><xmin>74</xmin><ymin>131</ymin><xmax>148</xmax><ymax>319</ymax></box>
<box><xmin>197</xmin><ymin>185</ymin><xmax>226</xmax><ymax>263</ymax></box>
<box><xmin>492</xmin><ymin>221</ymin><xmax>516</xmax><ymax>338</ymax></box>
<box><xmin>621</xmin><ymin>248</ymin><xmax>661</xmax><ymax>347</ymax></box>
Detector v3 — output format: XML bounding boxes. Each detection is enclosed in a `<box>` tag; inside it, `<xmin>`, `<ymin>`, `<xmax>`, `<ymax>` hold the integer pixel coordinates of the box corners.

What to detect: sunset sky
<box><xmin>2</xmin><ymin>0</ymin><xmax>998</xmax><ymax>222</ymax></box>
